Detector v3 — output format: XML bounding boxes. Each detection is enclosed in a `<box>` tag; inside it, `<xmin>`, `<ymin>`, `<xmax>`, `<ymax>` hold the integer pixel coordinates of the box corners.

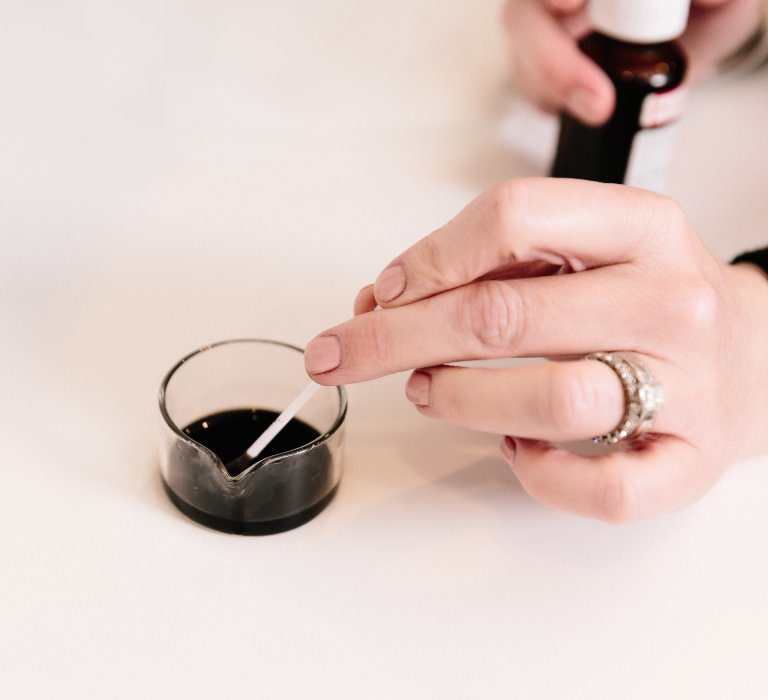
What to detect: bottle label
<box><xmin>625</xmin><ymin>122</ymin><xmax>679</xmax><ymax>193</ymax></box>
<box><xmin>625</xmin><ymin>86</ymin><xmax>687</xmax><ymax>192</ymax></box>
<box><xmin>638</xmin><ymin>85</ymin><xmax>688</xmax><ymax>128</ymax></box>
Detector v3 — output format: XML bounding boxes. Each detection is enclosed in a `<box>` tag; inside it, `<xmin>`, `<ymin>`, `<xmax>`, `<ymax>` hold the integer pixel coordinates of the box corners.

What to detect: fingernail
<box><xmin>405</xmin><ymin>370</ymin><xmax>431</xmax><ymax>407</ymax></box>
<box><xmin>566</xmin><ymin>87</ymin><xmax>604</xmax><ymax>126</ymax></box>
<box><xmin>501</xmin><ymin>436</ymin><xmax>517</xmax><ymax>463</ymax></box>
<box><xmin>549</xmin><ymin>0</ymin><xmax>578</xmax><ymax>10</ymax></box>
<box><xmin>374</xmin><ymin>265</ymin><xmax>406</xmax><ymax>303</ymax></box>
<box><xmin>304</xmin><ymin>336</ymin><xmax>341</xmax><ymax>374</ymax></box>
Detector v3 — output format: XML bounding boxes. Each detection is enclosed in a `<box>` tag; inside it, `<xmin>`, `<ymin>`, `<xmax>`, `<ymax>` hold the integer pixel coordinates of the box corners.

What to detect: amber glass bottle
<box><xmin>551</xmin><ymin>0</ymin><xmax>690</xmax><ymax>192</ymax></box>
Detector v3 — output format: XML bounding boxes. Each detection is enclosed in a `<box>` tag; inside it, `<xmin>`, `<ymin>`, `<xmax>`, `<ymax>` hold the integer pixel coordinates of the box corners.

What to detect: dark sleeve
<box><xmin>731</xmin><ymin>247</ymin><xmax>768</xmax><ymax>273</ymax></box>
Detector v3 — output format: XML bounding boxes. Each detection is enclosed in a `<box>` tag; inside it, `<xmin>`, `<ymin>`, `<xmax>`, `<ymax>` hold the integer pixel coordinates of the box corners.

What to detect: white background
<box><xmin>2</xmin><ymin>1</ymin><xmax>768</xmax><ymax>698</ymax></box>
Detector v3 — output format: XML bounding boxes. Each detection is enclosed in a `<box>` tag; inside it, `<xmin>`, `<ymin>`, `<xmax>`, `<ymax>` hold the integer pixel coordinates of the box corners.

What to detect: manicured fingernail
<box><xmin>405</xmin><ymin>370</ymin><xmax>431</xmax><ymax>407</ymax></box>
<box><xmin>374</xmin><ymin>265</ymin><xmax>406</xmax><ymax>303</ymax></box>
<box><xmin>566</xmin><ymin>87</ymin><xmax>604</xmax><ymax>126</ymax></box>
<box><xmin>501</xmin><ymin>436</ymin><xmax>517</xmax><ymax>463</ymax></box>
<box><xmin>304</xmin><ymin>336</ymin><xmax>341</xmax><ymax>374</ymax></box>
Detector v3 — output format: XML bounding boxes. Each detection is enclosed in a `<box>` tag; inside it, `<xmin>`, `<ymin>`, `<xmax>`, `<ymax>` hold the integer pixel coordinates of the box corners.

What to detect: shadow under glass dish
<box><xmin>158</xmin><ymin>339</ymin><xmax>347</xmax><ymax>535</ymax></box>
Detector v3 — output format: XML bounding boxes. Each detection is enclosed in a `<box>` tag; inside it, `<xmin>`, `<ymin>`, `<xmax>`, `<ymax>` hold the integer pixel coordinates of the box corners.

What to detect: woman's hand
<box><xmin>304</xmin><ymin>178</ymin><xmax>768</xmax><ymax>522</ymax></box>
<box><xmin>502</xmin><ymin>0</ymin><xmax>764</xmax><ymax>125</ymax></box>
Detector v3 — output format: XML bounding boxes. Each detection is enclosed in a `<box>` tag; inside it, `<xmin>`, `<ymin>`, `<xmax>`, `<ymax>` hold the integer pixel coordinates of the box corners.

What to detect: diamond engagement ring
<box><xmin>585</xmin><ymin>352</ymin><xmax>664</xmax><ymax>445</ymax></box>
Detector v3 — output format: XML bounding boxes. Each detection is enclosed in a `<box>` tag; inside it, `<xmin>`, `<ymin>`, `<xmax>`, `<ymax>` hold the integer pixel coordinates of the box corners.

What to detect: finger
<box><xmin>372</xmin><ymin>178</ymin><xmax>683</xmax><ymax>308</ymax></box>
<box><xmin>692</xmin><ymin>0</ymin><xmax>732</xmax><ymax>6</ymax></box>
<box><xmin>504</xmin><ymin>0</ymin><xmax>614</xmax><ymax>122</ymax></box>
<box><xmin>353</xmin><ymin>284</ymin><xmax>376</xmax><ymax>316</ymax></box>
<box><xmin>539</xmin><ymin>0</ymin><xmax>586</xmax><ymax>12</ymax></box>
<box><xmin>683</xmin><ymin>0</ymin><xmax>764</xmax><ymax>81</ymax></box>
<box><xmin>405</xmin><ymin>361</ymin><xmax>627</xmax><ymax>441</ymax></box>
<box><xmin>308</xmin><ymin>269</ymin><xmax>673</xmax><ymax>385</ymax></box>
<box><xmin>501</xmin><ymin>436</ymin><xmax>717</xmax><ymax>522</ymax></box>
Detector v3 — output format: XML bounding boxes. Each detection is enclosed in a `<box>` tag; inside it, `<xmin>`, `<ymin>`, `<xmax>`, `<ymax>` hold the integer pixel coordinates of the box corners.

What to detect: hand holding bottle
<box><xmin>503</xmin><ymin>0</ymin><xmax>763</xmax><ymax>125</ymax></box>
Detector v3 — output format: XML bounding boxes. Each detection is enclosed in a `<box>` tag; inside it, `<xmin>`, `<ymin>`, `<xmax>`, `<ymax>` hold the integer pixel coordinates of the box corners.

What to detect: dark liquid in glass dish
<box><xmin>163</xmin><ymin>409</ymin><xmax>336</xmax><ymax>535</ymax></box>
<box><xmin>186</xmin><ymin>409</ymin><xmax>321</xmax><ymax>477</ymax></box>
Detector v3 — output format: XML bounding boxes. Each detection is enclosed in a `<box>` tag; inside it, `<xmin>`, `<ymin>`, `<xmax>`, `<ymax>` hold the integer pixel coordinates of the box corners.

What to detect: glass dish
<box><xmin>158</xmin><ymin>339</ymin><xmax>346</xmax><ymax>535</ymax></box>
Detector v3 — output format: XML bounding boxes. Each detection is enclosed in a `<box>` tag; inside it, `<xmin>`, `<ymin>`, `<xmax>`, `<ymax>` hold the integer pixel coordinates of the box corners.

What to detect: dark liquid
<box><xmin>184</xmin><ymin>409</ymin><xmax>321</xmax><ymax>477</ymax></box>
<box><xmin>551</xmin><ymin>32</ymin><xmax>686</xmax><ymax>183</ymax></box>
<box><xmin>163</xmin><ymin>409</ymin><xmax>337</xmax><ymax>535</ymax></box>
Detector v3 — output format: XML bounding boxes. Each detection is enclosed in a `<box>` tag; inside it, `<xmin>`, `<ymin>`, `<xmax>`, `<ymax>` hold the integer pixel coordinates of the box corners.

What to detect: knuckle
<box><xmin>412</xmin><ymin>234</ymin><xmax>442</xmax><ymax>281</ymax></box>
<box><xmin>463</xmin><ymin>281</ymin><xmax>523</xmax><ymax>354</ymax></box>
<box><xmin>544</xmin><ymin>364</ymin><xmax>601</xmax><ymax>435</ymax></box>
<box><xmin>668</xmin><ymin>278</ymin><xmax>722</xmax><ymax>335</ymax></box>
<box><xmin>687</xmin><ymin>280</ymin><xmax>722</xmax><ymax>332</ymax></box>
<box><xmin>647</xmin><ymin>193</ymin><xmax>684</xmax><ymax>229</ymax></box>
<box><xmin>657</xmin><ymin>195</ymin><xmax>686</xmax><ymax>229</ymax></box>
<box><xmin>625</xmin><ymin>192</ymin><xmax>688</xmax><ymax>251</ymax></box>
<box><xmin>482</xmin><ymin>179</ymin><xmax>530</xmax><ymax>245</ymax></box>
<box><xmin>597</xmin><ymin>468</ymin><xmax>640</xmax><ymax>524</ymax></box>
<box><xmin>352</xmin><ymin>312</ymin><xmax>391</xmax><ymax>365</ymax></box>
<box><xmin>413</xmin><ymin>233</ymin><xmax>471</xmax><ymax>291</ymax></box>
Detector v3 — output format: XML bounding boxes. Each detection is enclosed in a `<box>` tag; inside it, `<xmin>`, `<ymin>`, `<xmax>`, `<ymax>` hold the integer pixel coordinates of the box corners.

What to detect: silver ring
<box><xmin>585</xmin><ymin>352</ymin><xmax>664</xmax><ymax>445</ymax></box>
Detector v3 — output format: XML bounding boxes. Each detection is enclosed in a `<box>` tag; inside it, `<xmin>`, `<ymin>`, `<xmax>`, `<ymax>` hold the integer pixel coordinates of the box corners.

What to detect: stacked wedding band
<box><xmin>586</xmin><ymin>352</ymin><xmax>664</xmax><ymax>445</ymax></box>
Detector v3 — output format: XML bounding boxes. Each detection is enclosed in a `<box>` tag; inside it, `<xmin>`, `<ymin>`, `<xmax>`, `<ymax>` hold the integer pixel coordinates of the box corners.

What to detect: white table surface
<box><xmin>2</xmin><ymin>2</ymin><xmax>768</xmax><ymax>698</ymax></box>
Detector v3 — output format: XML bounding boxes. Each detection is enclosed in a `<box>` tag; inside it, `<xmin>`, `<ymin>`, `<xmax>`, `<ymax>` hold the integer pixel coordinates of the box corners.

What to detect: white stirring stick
<box><xmin>243</xmin><ymin>380</ymin><xmax>321</xmax><ymax>461</ymax></box>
